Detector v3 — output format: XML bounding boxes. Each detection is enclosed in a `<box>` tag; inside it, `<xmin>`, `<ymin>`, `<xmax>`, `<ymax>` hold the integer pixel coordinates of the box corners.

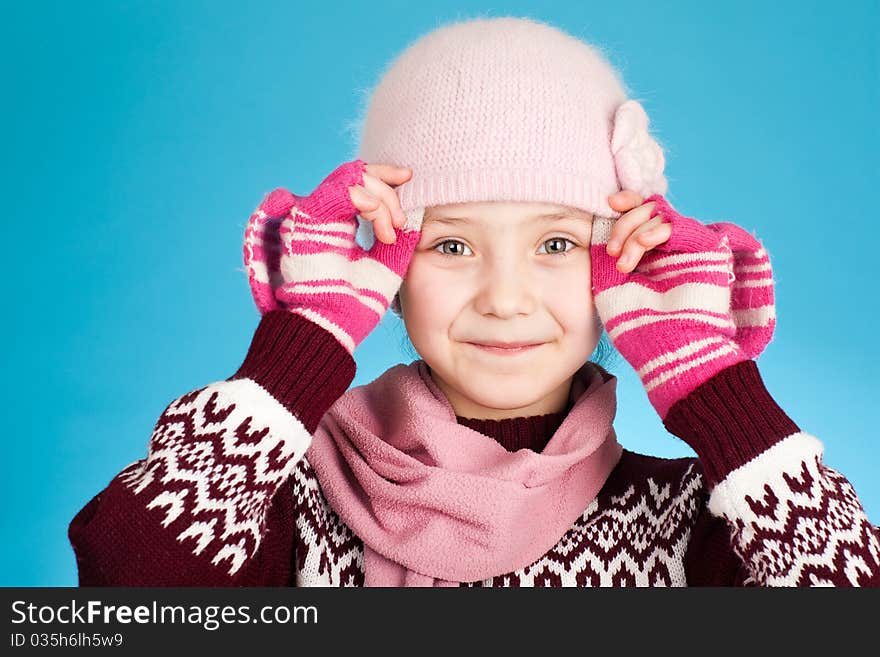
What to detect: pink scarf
<box><xmin>305</xmin><ymin>359</ymin><xmax>623</xmax><ymax>586</ymax></box>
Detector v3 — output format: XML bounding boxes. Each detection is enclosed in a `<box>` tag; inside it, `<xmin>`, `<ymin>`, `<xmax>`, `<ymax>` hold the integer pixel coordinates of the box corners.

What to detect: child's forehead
<box><xmin>424</xmin><ymin>201</ymin><xmax>592</xmax><ymax>224</ymax></box>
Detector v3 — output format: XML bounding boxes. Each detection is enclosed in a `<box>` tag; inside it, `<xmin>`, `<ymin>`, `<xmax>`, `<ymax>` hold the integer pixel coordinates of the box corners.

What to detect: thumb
<box><xmin>259</xmin><ymin>188</ymin><xmax>298</xmax><ymax>218</ymax></box>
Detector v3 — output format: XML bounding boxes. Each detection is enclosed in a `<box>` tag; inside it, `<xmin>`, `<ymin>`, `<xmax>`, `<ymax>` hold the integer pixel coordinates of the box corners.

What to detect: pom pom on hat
<box><xmin>612</xmin><ymin>100</ymin><xmax>668</xmax><ymax>199</ymax></box>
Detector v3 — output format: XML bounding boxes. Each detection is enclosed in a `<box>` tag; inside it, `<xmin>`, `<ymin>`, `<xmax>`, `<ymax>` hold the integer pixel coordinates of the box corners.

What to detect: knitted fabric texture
<box><xmin>350</xmin><ymin>15</ymin><xmax>668</xmax><ymax>314</ymax></box>
<box><xmin>589</xmin><ymin>194</ymin><xmax>777</xmax><ymax>419</ymax></box>
<box><xmin>242</xmin><ymin>160</ymin><xmax>420</xmax><ymax>355</ymax></box>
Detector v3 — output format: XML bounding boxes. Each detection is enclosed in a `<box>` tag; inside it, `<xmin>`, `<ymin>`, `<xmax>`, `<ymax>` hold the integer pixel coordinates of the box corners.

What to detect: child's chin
<box><xmin>458</xmin><ymin>370</ymin><xmax>549</xmax><ymax>400</ymax></box>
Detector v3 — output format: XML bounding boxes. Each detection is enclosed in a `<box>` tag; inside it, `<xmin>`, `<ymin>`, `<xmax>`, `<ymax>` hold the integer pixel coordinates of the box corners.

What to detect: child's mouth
<box><xmin>467</xmin><ymin>342</ymin><xmax>545</xmax><ymax>355</ymax></box>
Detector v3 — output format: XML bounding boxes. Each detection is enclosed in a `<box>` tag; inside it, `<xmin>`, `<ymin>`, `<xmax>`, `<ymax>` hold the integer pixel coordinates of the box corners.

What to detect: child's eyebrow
<box><xmin>424</xmin><ymin>211</ymin><xmax>589</xmax><ymax>227</ymax></box>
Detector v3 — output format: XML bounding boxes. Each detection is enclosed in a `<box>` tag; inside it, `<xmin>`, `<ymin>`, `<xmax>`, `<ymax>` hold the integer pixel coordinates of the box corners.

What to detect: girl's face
<box><xmin>398</xmin><ymin>201</ymin><xmax>601</xmax><ymax>420</ymax></box>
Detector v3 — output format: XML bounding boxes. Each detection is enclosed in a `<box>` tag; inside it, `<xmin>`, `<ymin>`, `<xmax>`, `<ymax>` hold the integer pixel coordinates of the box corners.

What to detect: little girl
<box><xmin>69</xmin><ymin>16</ymin><xmax>879</xmax><ymax>586</ymax></box>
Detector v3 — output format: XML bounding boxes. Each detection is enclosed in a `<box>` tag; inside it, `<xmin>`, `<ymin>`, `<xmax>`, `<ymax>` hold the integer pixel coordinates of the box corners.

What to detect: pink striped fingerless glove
<box><xmin>243</xmin><ymin>159</ymin><xmax>421</xmax><ymax>356</ymax></box>
<box><xmin>590</xmin><ymin>194</ymin><xmax>777</xmax><ymax>420</ymax></box>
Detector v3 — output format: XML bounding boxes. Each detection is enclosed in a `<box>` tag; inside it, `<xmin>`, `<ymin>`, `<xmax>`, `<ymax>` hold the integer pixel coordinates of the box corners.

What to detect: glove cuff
<box><xmin>662</xmin><ymin>359</ymin><xmax>801</xmax><ymax>487</ymax></box>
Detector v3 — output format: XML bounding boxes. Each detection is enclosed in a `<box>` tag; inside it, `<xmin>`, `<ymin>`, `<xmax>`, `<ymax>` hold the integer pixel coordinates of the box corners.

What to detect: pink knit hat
<box><xmin>350</xmin><ymin>15</ymin><xmax>668</xmax><ymax>311</ymax></box>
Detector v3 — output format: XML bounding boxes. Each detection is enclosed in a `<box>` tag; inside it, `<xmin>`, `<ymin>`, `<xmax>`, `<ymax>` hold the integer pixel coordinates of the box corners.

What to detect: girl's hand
<box><xmin>589</xmin><ymin>193</ymin><xmax>777</xmax><ymax>420</ymax></box>
<box><xmin>349</xmin><ymin>163</ymin><xmax>412</xmax><ymax>245</ymax></box>
<box><xmin>242</xmin><ymin>159</ymin><xmax>420</xmax><ymax>355</ymax></box>
<box><xmin>605</xmin><ymin>190</ymin><xmax>673</xmax><ymax>272</ymax></box>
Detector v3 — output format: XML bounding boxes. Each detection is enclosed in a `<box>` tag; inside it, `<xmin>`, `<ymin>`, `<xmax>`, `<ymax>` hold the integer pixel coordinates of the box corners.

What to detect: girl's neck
<box><xmin>455</xmin><ymin>399</ymin><xmax>573</xmax><ymax>452</ymax></box>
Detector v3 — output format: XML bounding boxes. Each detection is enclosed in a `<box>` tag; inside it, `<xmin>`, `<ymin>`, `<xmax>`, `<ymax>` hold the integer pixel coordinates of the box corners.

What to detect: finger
<box><xmin>633</xmin><ymin>216</ymin><xmax>669</xmax><ymax>246</ymax></box>
<box><xmin>364</xmin><ymin>163</ymin><xmax>412</xmax><ymax>187</ymax></box>
<box><xmin>348</xmin><ymin>184</ymin><xmax>381</xmax><ymax>214</ymax></box>
<box><xmin>606</xmin><ymin>202</ymin><xmax>658</xmax><ymax>255</ymax></box>
<box><xmin>615</xmin><ymin>243</ymin><xmax>644</xmax><ymax>273</ymax></box>
<box><xmin>645</xmin><ymin>221</ymin><xmax>672</xmax><ymax>240</ymax></box>
<box><xmin>350</xmin><ymin>185</ymin><xmax>396</xmax><ymax>244</ymax></box>
<box><xmin>361</xmin><ymin>173</ymin><xmax>407</xmax><ymax>229</ymax></box>
<box><xmin>608</xmin><ymin>190</ymin><xmax>645</xmax><ymax>213</ymax></box>
<box><xmin>617</xmin><ymin>222</ymin><xmax>673</xmax><ymax>273</ymax></box>
<box><xmin>359</xmin><ymin>174</ymin><xmax>399</xmax><ymax>241</ymax></box>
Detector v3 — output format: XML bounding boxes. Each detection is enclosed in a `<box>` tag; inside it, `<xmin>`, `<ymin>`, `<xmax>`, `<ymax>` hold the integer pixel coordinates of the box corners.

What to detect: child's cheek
<box><xmin>537</xmin><ymin>260</ymin><xmax>596</xmax><ymax>325</ymax></box>
<box><xmin>399</xmin><ymin>253</ymin><xmax>470</xmax><ymax>319</ymax></box>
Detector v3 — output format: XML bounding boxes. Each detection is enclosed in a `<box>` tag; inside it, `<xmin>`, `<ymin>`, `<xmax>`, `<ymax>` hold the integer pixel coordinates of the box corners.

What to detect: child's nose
<box><xmin>472</xmin><ymin>262</ymin><xmax>540</xmax><ymax>318</ymax></box>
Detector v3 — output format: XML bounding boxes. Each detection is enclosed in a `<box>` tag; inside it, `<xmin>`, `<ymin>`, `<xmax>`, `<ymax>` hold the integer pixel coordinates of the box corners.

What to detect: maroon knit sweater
<box><xmin>68</xmin><ymin>311</ymin><xmax>880</xmax><ymax>586</ymax></box>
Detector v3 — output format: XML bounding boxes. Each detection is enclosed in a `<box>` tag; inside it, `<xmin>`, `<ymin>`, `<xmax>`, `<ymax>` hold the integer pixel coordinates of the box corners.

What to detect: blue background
<box><xmin>3</xmin><ymin>0</ymin><xmax>877</xmax><ymax>586</ymax></box>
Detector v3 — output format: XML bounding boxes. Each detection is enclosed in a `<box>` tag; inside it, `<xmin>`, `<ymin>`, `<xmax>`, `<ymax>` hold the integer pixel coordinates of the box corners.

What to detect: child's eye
<box><xmin>434</xmin><ymin>240</ymin><xmax>473</xmax><ymax>257</ymax></box>
<box><xmin>538</xmin><ymin>237</ymin><xmax>577</xmax><ymax>256</ymax></box>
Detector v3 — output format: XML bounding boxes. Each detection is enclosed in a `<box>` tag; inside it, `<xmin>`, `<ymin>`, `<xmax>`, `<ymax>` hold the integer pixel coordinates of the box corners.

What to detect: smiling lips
<box><xmin>467</xmin><ymin>341</ymin><xmax>545</xmax><ymax>355</ymax></box>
